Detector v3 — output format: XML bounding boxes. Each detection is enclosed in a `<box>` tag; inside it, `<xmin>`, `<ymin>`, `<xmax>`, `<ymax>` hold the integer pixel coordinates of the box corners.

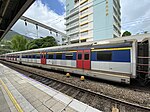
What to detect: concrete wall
<box><xmin>93</xmin><ymin>0</ymin><xmax>114</xmax><ymax>40</ymax></box>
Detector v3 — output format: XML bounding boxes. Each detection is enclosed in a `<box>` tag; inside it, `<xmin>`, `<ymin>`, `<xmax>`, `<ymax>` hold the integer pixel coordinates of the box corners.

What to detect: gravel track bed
<box><xmin>2</xmin><ymin>61</ymin><xmax>150</xmax><ymax>108</ymax></box>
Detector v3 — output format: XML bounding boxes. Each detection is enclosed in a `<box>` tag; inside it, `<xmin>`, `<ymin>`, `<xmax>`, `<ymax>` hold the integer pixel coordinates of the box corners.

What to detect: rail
<box><xmin>2</xmin><ymin>61</ymin><xmax>150</xmax><ymax>112</ymax></box>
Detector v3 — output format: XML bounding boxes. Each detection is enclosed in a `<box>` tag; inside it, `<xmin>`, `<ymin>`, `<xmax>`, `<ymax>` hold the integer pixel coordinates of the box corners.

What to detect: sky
<box><xmin>12</xmin><ymin>0</ymin><xmax>150</xmax><ymax>38</ymax></box>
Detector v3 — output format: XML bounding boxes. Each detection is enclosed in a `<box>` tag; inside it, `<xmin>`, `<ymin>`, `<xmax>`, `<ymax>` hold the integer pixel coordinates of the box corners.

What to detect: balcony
<box><xmin>80</xmin><ymin>24</ymin><xmax>88</xmax><ymax>32</ymax></box>
<box><xmin>113</xmin><ymin>30</ymin><xmax>120</xmax><ymax>37</ymax></box>
<box><xmin>65</xmin><ymin>7</ymin><xmax>79</xmax><ymax>19</ymax></box>
<box><xmin>113</xmin><ymin>9</ymin><xmax>121</xmax><ymax>23</ymax></box>
<box><xmin>113</xmin><ymin>22</ymin><xmax>121</xmax><ymax>32</ymax></box>
<box><xmin>80</xmin><ymin>15</ymin><xmax>88</xmax><ymax>22</ymax></box>
<box><xmin>80</xmin><ymin>0</ymin><xmax>88</xmax><ymax>5</ymax></box>
<box><xmin>113</xmin><ymin>0</ymin><xmax>121</xmax><ymax>9</ymax></box>
<box><xmin>80</xmin><ymin>35</ymin><xmax>90</xmax><ymax>40</ymax></box>
<box><xmin>80</xmin><ymin>11</ymin><xmax>89</xmax><ymax>19</ymax></box>
<box><xmin>70</xmin><ymin>35</ymin><xmax>79</xmax><ymax>41</ymax></box>
<box><xmin>80</xmin><ymin>20</ymin><xmax>88</xmax><ymax>26</ymax></box>
<box><xmin>113</xmin><ymin>4</ymin><xmax>121</xmax><ymax>17</ymax></box>
<box><xmin>65</xmin><ymin>14</ymin><xmax>79</xmax><ymax>25</ymax></box>
<box><xmin>68</xmin><ymin>29</ymin><xmax>79</xmax><ymax>35</ymax></box>
<box><xmin>80</xmin><ymin>2</ymin><xmax>88</xmax><ymax>12</ymax></box>
<box><xmin>66</xmin><ymin>22</ymin><xmax>79</xmax><ymax>30</ymax></box>
<box><xmin>113</xmin><ymin>25</ymin><xmax>121</xmax><ymax>36</ymax></box>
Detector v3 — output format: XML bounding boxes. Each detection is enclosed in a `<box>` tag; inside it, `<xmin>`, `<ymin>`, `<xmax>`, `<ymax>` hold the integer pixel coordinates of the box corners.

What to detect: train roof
<box><xmin>3</xmin><ymin>33</ymin><xmax>150</xmax><ymax>55</ymax></box>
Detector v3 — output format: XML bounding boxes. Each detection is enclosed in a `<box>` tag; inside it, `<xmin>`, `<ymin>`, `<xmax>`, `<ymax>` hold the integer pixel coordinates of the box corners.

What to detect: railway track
<box><xmin>1</xmin><ymin>61</ymin><xmax>150</xmax><ymax>112</ymax></box>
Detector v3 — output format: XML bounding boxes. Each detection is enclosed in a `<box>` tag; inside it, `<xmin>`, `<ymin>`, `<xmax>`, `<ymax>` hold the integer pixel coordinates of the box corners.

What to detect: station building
<box><xmin>65</xmin><ymin>0</ymin><xmax>121</xmax><ymax>44</ymax></box>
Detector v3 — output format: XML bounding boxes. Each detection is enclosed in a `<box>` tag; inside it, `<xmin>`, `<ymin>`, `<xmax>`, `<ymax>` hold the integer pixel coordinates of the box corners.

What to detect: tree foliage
<box><xmin>0</xmin><ymin>40</ymin><xmax>13</xmax><ymax>54</ymax></box>
<box><xmin>0</xmin><ymin>40</ymin><xmax>12</xmax><ymax>49</ymax></box>
<box><xmin>26</xmin><ymin>36</ymin><xmax>58</xmax><ymax>50</ymax></box>
<box><xmin>122</xmin><ymin>31</ymin><xmax>132</xmax><ymax>37</ymax></box>
<box><xmin>11</xmin><ymin>35</ymin><xmax>28</xmax><ymax>51</ymax></box>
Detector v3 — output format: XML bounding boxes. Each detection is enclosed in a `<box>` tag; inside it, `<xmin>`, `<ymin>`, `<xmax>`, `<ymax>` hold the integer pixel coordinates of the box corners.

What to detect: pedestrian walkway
<box><xmin>0</xmin><ymin>63</ymin><xmax>102</xmax><ymax>112</ymax></box>
<box><xmin>0</xmin><ymin>86</ymin><xmax>11</xmax><ymax>112</ymax></box>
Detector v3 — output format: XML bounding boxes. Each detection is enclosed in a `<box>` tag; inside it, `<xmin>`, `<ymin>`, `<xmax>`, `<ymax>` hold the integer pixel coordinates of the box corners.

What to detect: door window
<box><xmin>84</xmin><ymin>53</ymin><xmax>89</xmax><ymax>60</ymax></box>
<box><xmin>78</xmin><ymin>53</ymin><xmax>82</xmax><ymax>60</ymax></box>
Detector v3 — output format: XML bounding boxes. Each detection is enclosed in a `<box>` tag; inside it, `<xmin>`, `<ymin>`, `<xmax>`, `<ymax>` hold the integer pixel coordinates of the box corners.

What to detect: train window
<box><xmin>32</xmin><ymin>55</ymin><xmax>36</xmax><ymax>58</ymax></box>
<box><xmin>29</xmin><ymin>55</ymin><xmax>31</xmax><ymax>58</ymax></box>
<box><xmin>66</xmin><ymin>53</ymin><xmax>73</xmax><ymax>60</ymax></box>
<box><xmin>97</xmin><ymin>51</ymin><xmax>112</xmax><ymax>61</ymax></box>
<box><xmin>56</xmin><ymin>54</ymin><xmax>62</xmax><ymax>59</ymax></box>
<box><xmin>84</xmin><ymin>53</ymin><xmax>89</xmax><ymax>60</ymax></box>
<box><xmin>78</xmin><ymin>53</ymin><xmax>82</xmax><ymax>60</ymax></box>
<box><xmin>48</xmin><ymin>54</ymin><xmax>53</xmax><ymax>59</ymax></box>
<box><xmin>36</xmin><ymin>54</ymin><xmax>40</xmax><ymax>59</ymax></box>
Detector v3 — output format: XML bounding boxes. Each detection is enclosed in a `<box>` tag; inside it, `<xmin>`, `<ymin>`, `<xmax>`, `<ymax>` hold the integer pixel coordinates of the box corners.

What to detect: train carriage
<box><xmin>1</xmin><ymin>34</ymin><xmax>150</xmax><ymax>84</ymax></box>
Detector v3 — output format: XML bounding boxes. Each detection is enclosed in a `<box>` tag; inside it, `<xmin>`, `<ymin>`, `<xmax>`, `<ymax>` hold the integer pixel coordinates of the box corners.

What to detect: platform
<box><xmin>0</xmin><ymin>63</ymin><xmax>102</xmax><ymax>112</ymax></box>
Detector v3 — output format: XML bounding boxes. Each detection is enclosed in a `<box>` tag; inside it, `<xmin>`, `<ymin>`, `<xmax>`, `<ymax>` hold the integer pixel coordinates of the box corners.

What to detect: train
<box><xmin>0</xmin><ymin>34</ymin><xmax>150</xmax><ymax>84</ymax></box>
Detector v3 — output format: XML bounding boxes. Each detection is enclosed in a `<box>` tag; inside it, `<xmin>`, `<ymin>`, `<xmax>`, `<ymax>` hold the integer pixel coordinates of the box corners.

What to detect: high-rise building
<box><xmin>65</xmin><ymin>0</ymin><xmax>121</xmax><ymax>44</ymax></box>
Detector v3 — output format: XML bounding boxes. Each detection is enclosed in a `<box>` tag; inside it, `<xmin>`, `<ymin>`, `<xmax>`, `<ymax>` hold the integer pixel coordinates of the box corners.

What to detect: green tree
<box><xmin>26</xmin><ymin>36</ymin><xmax>57</xmax><ymax>50</ymax></box>
<box><xmin>0</xmin><ymin>40</ymin><xmax>13</xmax><ymax>54</ymax></box>
<box><xmin>11</xmin><ymin>35</ymin><xmax>28</xmax><ymax>51</ymax></box>
<box><xmin>122</xmin><ymin>31</ymin><xmax>132</xmax><ymax>37</ymax></box>
<box><xmin>0</xmin><ymin>40</ymin><xmax>12</xmax><ymax>49</ymax></box>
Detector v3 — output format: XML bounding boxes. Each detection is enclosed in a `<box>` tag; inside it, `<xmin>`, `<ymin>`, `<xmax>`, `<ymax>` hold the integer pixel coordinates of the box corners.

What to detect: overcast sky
<box><xmin>11</xmin><ymin>0</ymin><xmax>150</xmax><ymax>38</ymax></box>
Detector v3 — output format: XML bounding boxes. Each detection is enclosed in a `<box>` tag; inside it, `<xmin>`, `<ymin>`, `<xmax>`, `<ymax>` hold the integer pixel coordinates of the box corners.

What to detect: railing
<box><xmin>80</xmin><ymin>16</ymin><xmax>88</xmax><ymax>23</ymax></box>
<box><xmin>70</xmin><ymin>35</ymin><xmax>79</xmax><ymax>40</ymax></box>
<box><xmin>80</xmin><ymin>10</ymin><xmax>88</xmax><ymax>16</ymax></box>
<box><xmin>113</xmin><ymin>7</ymin><xmax>121</xmax><ymax>22</ymax></box>
<box><xmin>66</xmin><ymin>15</ymin><xmax>79</xmax><ymax>24</ymax></box>
<box><xmin>68</xmin><ymin>29</ymin><xmax>79</xmax><ymax>35</ymax></box>
<box><xmin>80</xmin><ymin>24</ymin><xmax>88</xmax><ymax>30</ymax></box>
<box><xmin>66</xmin><ymin>22</ymin><xmax>79</xmax><ymax>30</ymax></box>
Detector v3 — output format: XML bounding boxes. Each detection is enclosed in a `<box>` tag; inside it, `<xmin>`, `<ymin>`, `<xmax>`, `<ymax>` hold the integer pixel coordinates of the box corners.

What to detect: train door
<box><xmin>77</xmin><ymin>50</ymin><xmax>90</xmax><ymax>70</ymax></box>
<box><xmin>41</xmin><ymin>52</ymin><xmax>46</xmax><ymax>64</ymax></box>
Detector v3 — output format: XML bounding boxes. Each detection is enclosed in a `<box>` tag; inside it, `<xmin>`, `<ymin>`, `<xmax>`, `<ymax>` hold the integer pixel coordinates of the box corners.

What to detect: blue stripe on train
<box><xmin>91</xmin><ymin>50</ymin><xmax>131</xmax><ymax>62</ymax></box>
<box><xmin>112</xmin><ymin>50</ymin><xmax>130</xmax><ymax>62</ymax></box>
<box><xmin>73</xmin><ymin>52</ymin><xmax>76</xmax><ymax>60</ymax></box>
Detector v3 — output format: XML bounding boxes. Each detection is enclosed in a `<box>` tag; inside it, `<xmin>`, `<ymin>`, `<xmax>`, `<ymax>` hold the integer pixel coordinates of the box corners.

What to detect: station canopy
<box><xmin>0</xmin><ymin>0</ymin><xmax>35</xmax><ymax>41</ymax></box>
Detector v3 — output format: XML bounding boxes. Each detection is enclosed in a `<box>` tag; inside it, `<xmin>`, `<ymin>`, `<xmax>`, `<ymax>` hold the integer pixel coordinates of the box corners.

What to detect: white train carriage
<box><xmin>1</xmin><ymin>34</ymin><xmax>150</xmax><ymax>84</ymax></box>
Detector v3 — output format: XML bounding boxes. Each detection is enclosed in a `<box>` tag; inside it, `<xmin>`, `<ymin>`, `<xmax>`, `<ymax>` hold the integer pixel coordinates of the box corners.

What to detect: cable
<box><xmin>121</xmin><ymin>17</ymin><xmax>150</xmax><ymax>26</ymax></box>
<box><xmin>46</xmin><ymin>16</ymin><xmax>65</xmax><ymax>24</ymax></box>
